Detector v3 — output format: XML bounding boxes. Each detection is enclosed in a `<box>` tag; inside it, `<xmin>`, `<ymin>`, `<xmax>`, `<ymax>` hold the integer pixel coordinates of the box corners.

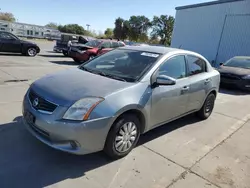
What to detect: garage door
<box><xmin>216</xmin><ymin>15</ymin><xmax>250</xmax><ymax>63</ymax></box>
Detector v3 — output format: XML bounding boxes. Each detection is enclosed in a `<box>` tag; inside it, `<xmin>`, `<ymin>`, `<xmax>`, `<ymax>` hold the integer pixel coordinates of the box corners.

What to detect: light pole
<box><xmin>86</xmin><ymin>24</ymin><xmax>90</xmax><ymax>31</ymax></box>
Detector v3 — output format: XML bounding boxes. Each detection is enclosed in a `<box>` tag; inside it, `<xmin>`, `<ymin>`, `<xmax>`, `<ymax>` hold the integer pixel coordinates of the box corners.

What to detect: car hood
<box><xmin>20</xmin><ymin>40</ymin><xmax>37</xmax><ymax>46</ymax></box>
<box><xmin>31</xmin><ymin>68</ymin><xmax>134</xmax><ymax>106</ymax></box>
<box><xmin>217</xmin><ymin>66</ymin><xmax>250</xmax><ymax>76</ymax></box>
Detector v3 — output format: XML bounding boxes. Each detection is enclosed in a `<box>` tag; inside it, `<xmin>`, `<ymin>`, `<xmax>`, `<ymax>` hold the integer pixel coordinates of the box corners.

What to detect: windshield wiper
<box><xmin>97</xmin><ymin>71</ymin><xmax>127</xmax><ymax>82</ymax></box>
<box><xmin>79</xmin><ymin>67</ymin><xmax>130</xmax><ymax>82</ymax></box>
<box><xmin>79</xmin><ymin>66</ymin><xmax>95</xmax><ymax>73</ymax></box>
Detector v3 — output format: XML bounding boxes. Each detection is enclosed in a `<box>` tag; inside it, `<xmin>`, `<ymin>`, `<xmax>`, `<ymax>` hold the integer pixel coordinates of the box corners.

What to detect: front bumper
<box><xmin>220</xmin><ymin>77</ymin><xmax>250</xmax><ymax>90</ymax></box>
<box><xmin>22</xmin><ymin>92</ymin><xmax>113</xmax><ymax>155</ymax></box>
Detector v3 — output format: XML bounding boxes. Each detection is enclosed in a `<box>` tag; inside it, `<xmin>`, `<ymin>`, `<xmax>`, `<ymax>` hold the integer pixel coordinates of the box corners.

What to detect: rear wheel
<box><xmin>196</xmin><ymin>93</ymin><xmax>216</xmax><ymax>120</ymax></box>
<box><xmin>62</xmin><ymin>50</ymin><xmax>68</xmax><ymax>56</ymax></box>
<box><xmin>73</xmin><ymin>58</ymin><xmax>81</xmax><ymax>63</ymax></box>
<box><xmin>104</xmin><ymin>114</ymin><xmax>141</xmax><ymax>159</ymax></box>
<box><xmin>26</xmin><ymin>47</ymin><xmax>37</xmax><ymax>57</ymax></box>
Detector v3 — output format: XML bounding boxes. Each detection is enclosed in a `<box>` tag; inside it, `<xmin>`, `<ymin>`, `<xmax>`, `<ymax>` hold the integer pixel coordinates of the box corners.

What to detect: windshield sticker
<box><xmin>141</xmin><ymin>52</ymin><xmax>159</xmax><ymax>58</ymax></box>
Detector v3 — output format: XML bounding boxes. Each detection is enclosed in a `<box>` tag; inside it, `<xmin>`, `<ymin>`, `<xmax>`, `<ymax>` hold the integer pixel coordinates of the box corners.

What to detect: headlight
<box><xmin>242</xmin><ymin>75</ymin><xmax>250</xmax><ymax>79</ymax></box>
<box><xmin>63</xmin><ymin>97</ymin><xmax>104</xmax><ymax>121</ymax></box>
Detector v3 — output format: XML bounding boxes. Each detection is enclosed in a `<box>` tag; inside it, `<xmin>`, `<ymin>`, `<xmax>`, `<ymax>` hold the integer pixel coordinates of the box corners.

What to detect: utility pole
<box><xmin>86</xmin><ymin>24</ymin><xmax>90</xmax><ymax>31</ymax></box>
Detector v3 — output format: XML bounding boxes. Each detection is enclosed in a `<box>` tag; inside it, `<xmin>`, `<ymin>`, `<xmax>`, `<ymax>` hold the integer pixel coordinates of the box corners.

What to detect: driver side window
<box><xmin>158</xmin><ymin>55</ymin><xmax>187</xmax><ymax>79</ymax></box>
<box><xmin>0</xmin><ymin>32</ymin><xmax>15</xmax><ymax>40</ymax></box>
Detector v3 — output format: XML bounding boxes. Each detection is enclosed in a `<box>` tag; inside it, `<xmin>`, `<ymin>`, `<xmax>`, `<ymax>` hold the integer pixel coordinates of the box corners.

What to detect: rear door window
<box><xmin>100</xmin><ymin>41</ymin><xmax>111</xmax><ymax>48</ymax></box>
<box><xmin>111</xmin><ymin>42</ymin><xmax>119</xmax><ymax>48</ymax></box>
<box><xmin>186</xmin><ymin>55</ymin><xmax>207</xmax><ymax>76</ymax></box>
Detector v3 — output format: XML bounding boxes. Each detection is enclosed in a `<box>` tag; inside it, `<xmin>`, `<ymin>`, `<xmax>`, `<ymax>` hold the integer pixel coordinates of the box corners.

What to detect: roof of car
<box><xmin>233</xmin><ymin>56</ymin><xmax>250</xmax><ymax>59</ymax></box>
<box><xmin>120</xmin><ymin>45</ymin><xmax>185</xmax><ymax>54</ymax></box>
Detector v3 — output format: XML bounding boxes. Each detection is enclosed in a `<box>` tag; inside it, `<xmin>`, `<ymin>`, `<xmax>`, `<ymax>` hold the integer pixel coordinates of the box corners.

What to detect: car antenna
<box><xmin>178</xmin><ymin>45</ymin><xmax>182</xmax><ymax>49</ymax></box>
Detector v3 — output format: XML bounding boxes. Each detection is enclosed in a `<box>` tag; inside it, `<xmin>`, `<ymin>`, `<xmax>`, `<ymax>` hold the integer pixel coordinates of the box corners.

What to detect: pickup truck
<box><xmin>0</xmin><ymin>31</ymin><xmax>40</xmax><ymax>56</ymax></box>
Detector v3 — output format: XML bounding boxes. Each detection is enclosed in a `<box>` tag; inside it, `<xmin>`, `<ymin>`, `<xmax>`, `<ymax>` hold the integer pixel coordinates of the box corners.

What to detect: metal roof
<box><xmin>176</xmin><ymin>0</ymin><xmax>244</xmax><ymax>10</ymax></box>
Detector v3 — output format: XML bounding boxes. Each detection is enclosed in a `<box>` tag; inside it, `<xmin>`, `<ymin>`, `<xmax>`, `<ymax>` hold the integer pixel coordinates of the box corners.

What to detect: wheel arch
<box><xmin>110</xmin><ymin>105</ymin><xmax>147</xmax><ymax>134</ymax></box>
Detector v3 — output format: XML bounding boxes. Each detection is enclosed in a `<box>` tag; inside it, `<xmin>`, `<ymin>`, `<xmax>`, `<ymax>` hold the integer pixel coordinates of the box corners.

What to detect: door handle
<box><xmin>205</xmin><ymin>79</ymin><xmax>211</xmax><ymax>84</ymax></box>
<box><xmin>181</xmin><ymin>86</ymin><xmax>190</xmax><ymax>91</ymax></box>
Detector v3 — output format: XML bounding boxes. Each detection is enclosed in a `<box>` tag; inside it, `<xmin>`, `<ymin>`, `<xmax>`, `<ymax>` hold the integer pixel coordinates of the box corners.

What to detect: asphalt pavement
<box><xmin>0</xmin><ymin>41</ymin><xmax>249</xmax><ymax>188</ymax></box>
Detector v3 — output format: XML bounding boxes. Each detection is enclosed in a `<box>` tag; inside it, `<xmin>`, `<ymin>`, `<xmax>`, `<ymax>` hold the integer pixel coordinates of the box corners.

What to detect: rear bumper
<box><xmin>70</xmin><ymin>51</ymin><xmax>89</xmax><ymax>61</ymax></box>
<box><xmin>53</xmin><ymin>46</ymin><xmax>63</xmax><ymax>52</ymax></box>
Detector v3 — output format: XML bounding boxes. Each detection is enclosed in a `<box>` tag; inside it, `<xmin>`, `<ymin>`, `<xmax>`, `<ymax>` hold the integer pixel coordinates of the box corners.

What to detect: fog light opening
<box><xmin>70</xmin><ymin>141</ymin><xmax>78</xmax><ymax>149</ymax></box>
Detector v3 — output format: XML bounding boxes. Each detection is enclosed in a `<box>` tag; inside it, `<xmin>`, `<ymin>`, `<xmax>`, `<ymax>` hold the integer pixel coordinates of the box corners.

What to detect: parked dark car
<box><xmin>217</xmin><ymin>56</ymin><xmax>250</xmax><ymax>90</ymax></box>
<box><xmin>53</xmin><ymin>34</ymin><xmax>96</xmax><ymax>56</ymax></box>
<box><xmin>0</xmin><ymin>31</ymin><xmax>40</xmax><ymax>56</ymax></box>
<box><xmin>69</xmin><ymin>39</ymin><xmax>125</xmax><ymax>63</ymax></box>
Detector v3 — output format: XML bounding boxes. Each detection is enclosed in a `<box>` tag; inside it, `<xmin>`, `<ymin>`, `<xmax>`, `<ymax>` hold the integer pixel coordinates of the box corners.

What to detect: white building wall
<box><xmin>171</xmin><ymin>0</ymin><xmax>250</xmax><ymax>64</ymax></box>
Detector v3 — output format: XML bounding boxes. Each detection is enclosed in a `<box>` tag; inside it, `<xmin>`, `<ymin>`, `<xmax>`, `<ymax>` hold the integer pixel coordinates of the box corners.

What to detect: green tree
<box><xmin>57</xmin><ymin>24</ymin><xmax>86</xmax><ymax>35</ymax></box>
<box><xmin>113</xmin><ymin>17</ymin><xmax>125</xmax><ymax>40</ymax></box>
<box><xmin>45</xmin><ymin>22</ymin><xmax>58</xmax><ymax>29</ymax></box>
<box><xmin>128</xmin><ymin>16</ymin><xmax>151</xmax><ymax>42</ymax></box>
<box><xmin>104</xmin><ymin>28</ymin><xmax>113</xmax><ymax>38</ymax></box>
<box><xmin>0</xmin><ymin>12</ymin><xmax>16</xmax><ymax>22</ymax></box>
<box><xmin>151</xmin><ymin>15</ymin><xmax>174</xmax><ymax>46</ymax></box>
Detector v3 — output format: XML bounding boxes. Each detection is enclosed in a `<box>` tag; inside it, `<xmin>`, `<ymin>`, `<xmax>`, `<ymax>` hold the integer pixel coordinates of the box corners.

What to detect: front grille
<box><xmin>29</xmin><ymin>90</ymin><xmax>57</xmax><ymax>113</ymax></box>
<box><xmin>220</xmin><ymin>73</ymin><xmax>241</xmax><ymax>80</ymax></box>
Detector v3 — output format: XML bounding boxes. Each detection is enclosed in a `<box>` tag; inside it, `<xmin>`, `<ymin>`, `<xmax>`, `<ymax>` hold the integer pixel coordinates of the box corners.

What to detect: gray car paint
<box><xmin>23</xmin><ymin>46</ymin><xmax>220</xmax><ymax>155</ymax></box>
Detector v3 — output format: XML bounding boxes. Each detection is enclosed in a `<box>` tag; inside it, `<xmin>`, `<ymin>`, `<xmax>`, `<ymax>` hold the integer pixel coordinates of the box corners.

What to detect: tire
<box><xmin>196</xmin><ymin>93</ymin><xmax>216</xmax><ymax>120</ymax></box>
<box><xmin>73</xmin><ymin>58</ymin><xmax>81</xmax><ymax>63</ymax></box>
<box><xmin>26</xmin><ymin>47</ymin><xmax>37</xmax><ymax>57</ymax></box>
<box><xmin>104</xmin><ymin>114</ymin><xmax>141</xmax><ymax>159</ymax></box>
<box><xmin>63</xmin><ymin>50</ymin><xmax>68</xmax><ymax>57</ymax></box>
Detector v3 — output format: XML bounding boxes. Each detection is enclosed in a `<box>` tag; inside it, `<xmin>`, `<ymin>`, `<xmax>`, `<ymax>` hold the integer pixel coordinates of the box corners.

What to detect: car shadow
<box><xmin>0</xmin><ymin>53</ymin><xmax>23</xmax><ymax>56</ymax></box>
<box><xmin>49</xmin><ymin>60</ymin><xmax>78</xmax><ymax>66</ymax></box>
<box><xmin>0</xmin><ymin>116</ymin><xmax>112</xmax><ymax>188</ymax></box>
<box><xmin>39</xmin><ymin>54</ymin><xmax>65</xmax><ymax>58</ymax></box>
<box><xmin>46</xmin><ymin>51</ymin><xmax>61</xmax><ymax>53</ymax></box>
<box><xmin>0</xmin><ymin>114</ymin><xmax>199</xmax><ymax>187</ymax></box>
<box><xmin>219</xmin><ymin>86</ymin><xmax>249</xmax><ymax>95</ymax></box>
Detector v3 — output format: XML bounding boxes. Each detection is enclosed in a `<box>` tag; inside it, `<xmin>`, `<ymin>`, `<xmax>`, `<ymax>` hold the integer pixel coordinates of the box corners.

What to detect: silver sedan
<box><xmin>22</xmin><ymin>46</ymin><xmax>220</xmax><ymax>158</ymax></box>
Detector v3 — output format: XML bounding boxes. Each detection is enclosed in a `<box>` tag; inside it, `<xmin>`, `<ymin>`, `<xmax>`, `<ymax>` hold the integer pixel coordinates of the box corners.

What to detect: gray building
<box><xmin>0</xmin><ymin>20</ymin><xmax>61</xmax><ymax>40</ymax></box>
<box><xmin>171</xmin><ymin>0</ymin><xmax>250</xmax><ymax>65</ymax></box>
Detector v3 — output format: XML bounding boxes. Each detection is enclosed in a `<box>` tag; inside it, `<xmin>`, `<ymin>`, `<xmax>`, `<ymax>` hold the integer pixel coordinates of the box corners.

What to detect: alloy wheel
<box><xmin>28</xmin><ymin>48</ymin><xmax>37</xmax><ymax>56</ymax></box>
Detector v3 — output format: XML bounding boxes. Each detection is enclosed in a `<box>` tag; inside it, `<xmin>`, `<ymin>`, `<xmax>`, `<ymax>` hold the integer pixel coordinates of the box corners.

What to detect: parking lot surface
<box><xmin>0</xmin><ymin>41</ymin><xmax>250</xmax><ymax>188</ymax></box>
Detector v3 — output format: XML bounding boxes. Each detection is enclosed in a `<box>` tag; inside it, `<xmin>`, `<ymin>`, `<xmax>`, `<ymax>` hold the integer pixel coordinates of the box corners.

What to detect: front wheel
<box><xmin>196</xmin><ymin>93</ymin><xmax>216</xmax><ymax>120</ymax></box>
<box><xmin>104</xmin><ymin>114</ymin><xmax>141</xmax><ymax>159</ymax></box>
<box><xmin>26</xmin><ymin>47</ymin><xmax>37</xmax><ymax>57</ymax></box>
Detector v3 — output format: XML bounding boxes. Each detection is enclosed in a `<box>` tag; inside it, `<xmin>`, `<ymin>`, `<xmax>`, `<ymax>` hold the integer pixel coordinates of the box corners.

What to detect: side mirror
<box><xmin>219</xmin><ymin>62</ymin><xmax>224</xmax><ymax>66</ymax></box>
<box><xmin>155</xmin><ymin>75</ymin><xmax>176</xmax><ymax>86</ymax></box>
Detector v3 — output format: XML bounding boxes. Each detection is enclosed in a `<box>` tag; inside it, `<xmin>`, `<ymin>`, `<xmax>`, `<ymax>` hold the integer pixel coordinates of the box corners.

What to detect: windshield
<box><xmin>84</xmin><ymin>40</ymin><xmax>101</xmax><ymax>47</ymax></box>
<box><xmin>79</xmin><ymin>49</ymin><xmax>160</xmax><ymax>82</ymax></box>
<box><xmin>224</xmin><ymin>58</ymin><xmax>250</xmax><ymax>69</ymax></box>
